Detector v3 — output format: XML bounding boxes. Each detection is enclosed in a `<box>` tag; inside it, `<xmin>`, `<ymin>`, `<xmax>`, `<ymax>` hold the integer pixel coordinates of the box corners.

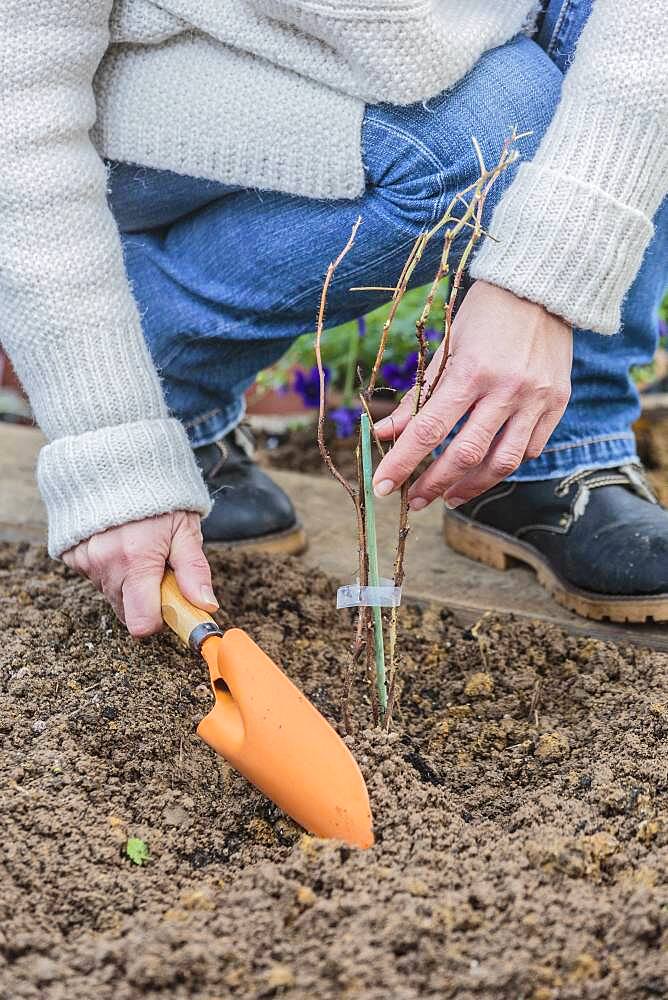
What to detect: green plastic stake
<box><xmin>360</xmin><ymin>412</ymin><xmax>388</xmax><ymax>715</ymax></box>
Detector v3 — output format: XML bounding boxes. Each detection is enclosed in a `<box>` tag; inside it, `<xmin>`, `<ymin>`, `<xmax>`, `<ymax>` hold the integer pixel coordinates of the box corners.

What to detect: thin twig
<box><xmin>358</xmin><ymin>392</ymin><xmax>385</xmax><ymax>458</ymax></box>
<box><xmin>471</xmin><ymin>135</ymin><xmax>487</xmax><ymax>177</ymax></box>
<box><xmin>424</xmin><ymin>135</ymin><xmax>519</xmax><ymax>404</ymax></box>
<box><xmin>315</xmin><ymin>216</ymin><xmax>363</xmax><ymax>501</ymax></box>
<box><xmin>315</xmin><ymin>218</ymin><xmax>368</xmax><ymax>733</ymax></box>
<box><xmin>317</xmin><ymin>132</ymin><xmax>525</xmax><ymax>730</ymax></box>
<box><xmin>366</xmin><ymin>232</ymin><xmax>429</xmax><ymax>395</ymax></box>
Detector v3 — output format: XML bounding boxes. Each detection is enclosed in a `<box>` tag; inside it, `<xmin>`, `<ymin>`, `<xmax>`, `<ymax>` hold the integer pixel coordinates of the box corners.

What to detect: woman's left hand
<box><xmin>372</xmin><ymin>280</ymin><xmax>573</xmax><ymax>508</ymax></box>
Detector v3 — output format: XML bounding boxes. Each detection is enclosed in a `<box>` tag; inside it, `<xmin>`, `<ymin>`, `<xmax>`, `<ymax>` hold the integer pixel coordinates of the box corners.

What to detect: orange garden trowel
<box><xmin>160</xmin><ymin>570</ymin><xmax>374</xmax><ymax>848</ymax></box>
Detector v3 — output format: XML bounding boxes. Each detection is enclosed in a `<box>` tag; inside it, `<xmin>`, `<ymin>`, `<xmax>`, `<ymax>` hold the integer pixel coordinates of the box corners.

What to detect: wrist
<box><xmin>39</xmin><ymin>417</ymin><xmax>211</xmax><ymax>558</ymax></box>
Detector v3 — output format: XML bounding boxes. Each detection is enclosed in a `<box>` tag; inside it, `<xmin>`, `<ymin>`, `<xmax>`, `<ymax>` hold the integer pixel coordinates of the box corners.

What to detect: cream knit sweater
<box><xmin>1</xmin><ymin>0</ymin><xmax>666</xmax><ymax>557</ymax></box>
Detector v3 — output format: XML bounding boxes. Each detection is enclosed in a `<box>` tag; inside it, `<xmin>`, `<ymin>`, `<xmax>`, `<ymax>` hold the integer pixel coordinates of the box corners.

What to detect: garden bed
<box><xmin>258</xmin><ymin>420</ymin><xmax>359</xmax><ymax>481</ymax></box>
<box><xmin>258</xmin><ymin>410</ymin><xmax>668</xmax><ymax>509</ymax></box>
<box><xmin>257</xmin><ymin>419</ymin><xmax>431</xmax><ymax>484</ymax></box>
<box><xmin>1</xmin><ymin>543</ymin><xmax>667</xmax><ymax>999</ymax></box>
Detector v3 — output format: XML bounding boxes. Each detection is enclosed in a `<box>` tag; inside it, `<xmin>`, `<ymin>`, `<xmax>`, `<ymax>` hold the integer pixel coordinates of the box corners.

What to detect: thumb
<box><xmin>169</xmin><ymin>514</ymin><xmax>218</xmax><ymax>612</ymax></box>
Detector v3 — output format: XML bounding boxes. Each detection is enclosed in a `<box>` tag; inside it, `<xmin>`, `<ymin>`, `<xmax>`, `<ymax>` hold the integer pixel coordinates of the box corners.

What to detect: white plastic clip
<box><xmin>336</xmin><ymin>577</ymin><xmax>402</xmax><ymax>609</ymax></box>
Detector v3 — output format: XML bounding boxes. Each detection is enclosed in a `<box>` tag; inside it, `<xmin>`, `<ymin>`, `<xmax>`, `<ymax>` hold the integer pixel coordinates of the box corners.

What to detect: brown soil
<box><xmin>257</xmin><ymin>421</ymin><xmax>360</xmax><ymax>481</ymax></box>
<box><xmin>259</xmin><ymin>413</ymin><xmax>668</xmax><ymax>508</ymax></box>
<box><xmin>257</xmin><ymin>421</ymin><xmax>430</xmax><ymax>483</ymax></box>
<box><xmin>1</xmin><ymin>543</ymin><xmax>667</xmax><ymax>1000</ymax></box>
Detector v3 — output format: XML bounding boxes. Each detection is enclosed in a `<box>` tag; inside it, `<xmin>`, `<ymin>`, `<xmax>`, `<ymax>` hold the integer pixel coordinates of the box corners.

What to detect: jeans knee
<box><xmin>362</xmin><ymin>35</ymin><xmax>563</xmax><ymax>230</ymax></box>
<box><xmin>482</xmin><ymin>35</ymin><xmax>563</xmax><ymax>150</ymax></box>
<box><xmin>426</xmin><ymin>36</ymin><xmax>562</xmax><ymax>180</ymax></box>
<box><xmin>361</xmin><ymin>112</ymin><xmax>449</xmax><ymax>232</ymax></box>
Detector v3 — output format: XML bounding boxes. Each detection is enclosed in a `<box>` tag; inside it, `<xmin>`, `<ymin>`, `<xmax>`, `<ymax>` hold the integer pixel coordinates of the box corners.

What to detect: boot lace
<box><xmin>554</xmin><ymin>463</ymin><xmax>657</xmax><ymax>521</ymax></box>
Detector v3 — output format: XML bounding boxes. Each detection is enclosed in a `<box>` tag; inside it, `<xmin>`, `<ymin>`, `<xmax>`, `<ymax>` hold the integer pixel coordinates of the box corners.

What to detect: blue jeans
<box><xmin>109</xmin><ymin>0</ymin><xmax>667</xmax><ymax>480</ymax></box>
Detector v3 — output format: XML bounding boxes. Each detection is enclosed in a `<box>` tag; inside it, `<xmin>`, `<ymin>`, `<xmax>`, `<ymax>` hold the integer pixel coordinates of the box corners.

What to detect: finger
<box><xmin>71</xmin><ymin>541</ymin><xmax>92</xmax><ymax>581</ymax></box>
<box><xmin>121</xmin><ymin>565</ymin><xmax>165</xmax><ymax>638</ymax></box>
<box><xmin>524</xmin><ymin>408</ymin><xmax>563</xmax><ymax>461</ymax></box>
<box><xmin>374</xmin><ymin>343</ymin><xmax>445</xmax><ymax>441</ymax></box>
<box><xmin>86</xmin><ymin>533</ymin><xmax>127</xmax><ymax>612</ymax></box>
<box><xmin>104</xmin><ymin>587</ymin><xmax>127</xmax><ymax>625</ymax></box>
<box><xmin>443</xmin><ymin>411</ymin><xmax>539</xmax><ymax>506</ymax></box>
<box><xmin>372</xmin><ymin>377</ymin><xmax>474</xmax><ymax>495</ymax></box>
<box><xmin>374</xmin><ymin>389</ymin><xmax>418</xmax><ymax>442</ymax></box>
<box><xmin>97</xmin><ymin>568</ymin><xmax>127</xmax><ymax>624</ymax></box>
<box><xmin>169</xmin><ymin>515</ymin><xmax>218</xmax><ymax>611</ymax></box>
<box><xmin>407</xmin><ymin>397</ymin><xmax>514</xmax><ymax>507</ymax></box>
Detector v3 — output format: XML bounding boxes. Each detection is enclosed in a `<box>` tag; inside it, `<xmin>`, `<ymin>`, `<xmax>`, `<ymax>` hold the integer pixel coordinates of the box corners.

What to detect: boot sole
<box><xmin>443</xmin><ymin>510</ymin><xmax>668</xmax><ymax>624</ymax></box>
<box><xmin>205</xmin><ymin>521</ymin><xmax>308</xmax><ymax>557</ymax></box>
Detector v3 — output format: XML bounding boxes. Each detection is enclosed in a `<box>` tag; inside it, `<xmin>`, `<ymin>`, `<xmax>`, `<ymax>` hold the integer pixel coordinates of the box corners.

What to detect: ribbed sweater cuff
<box><xmin>470</xmin><ymin>161</ymin><xmax>654</xmax><ymax>335</ymax></box>
<box><xmin>38</xmin><ymin>418</ymin><xmax>212</xmax><ymax>558</ymax></box>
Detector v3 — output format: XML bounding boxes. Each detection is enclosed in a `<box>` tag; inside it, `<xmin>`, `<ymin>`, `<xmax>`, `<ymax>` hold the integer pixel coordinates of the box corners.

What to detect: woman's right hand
<box><xmin>62</xmin><ymin>511</ymin><xmax>218</xmax><ymax>637</ymax></box>
<box><xmin>373</xmin><ymin>280</ymin><xmax>573</xmax><ymax>507</ymax></box>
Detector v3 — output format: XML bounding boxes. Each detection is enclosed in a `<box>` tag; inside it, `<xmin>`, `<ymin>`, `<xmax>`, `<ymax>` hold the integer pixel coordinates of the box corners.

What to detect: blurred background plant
<box><xmin>254</xmin><ymin>284</ymin><xmax>449</xmax><ymax>436</ymax></box>
<box><xmin>631</xmin><ymin>293</ymin><xmax>668</xmax><ymax>389</ymax></box>
<box><xmin>254</xmin><ymin>286</ymin><xmax>668</xmax><ymax>438</ymax></box>
<box><xmin>1</xmin><ymin>290</ymin><xmax>667</xmax><ymax>427</ymax></box>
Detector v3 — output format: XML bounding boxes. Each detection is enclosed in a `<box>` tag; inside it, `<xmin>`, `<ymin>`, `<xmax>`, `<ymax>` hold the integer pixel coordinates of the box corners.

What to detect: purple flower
<box><xmin>356</xmin><ymin>316</ymin><xmax>367</xmax><ymax>338</ymax></box>
<box><xmin>380</xmin><ymin>351</ymin><xmax>419</xmax><ymax>392</ymax></box>
<box><xmin>425</xmin><ymin>327</ymin><xmax>441</xmax><ymax>344</ymax></box>
<box><xmin>293</xmin><ymin>366</ymin><xmax>329</xmax><ymax>408</ymax></box>
<box><xmin>330</xmin><ymin>405</ymin><xmax>362</xmax><ymax>439</ymax></box>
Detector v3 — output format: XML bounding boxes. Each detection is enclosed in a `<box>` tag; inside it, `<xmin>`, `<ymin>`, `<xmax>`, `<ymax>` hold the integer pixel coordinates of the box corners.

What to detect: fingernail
<box><xmin>445</xmin><ymin>496</ymin><xmax>466</xmax><ymax>509</ymax></box>
<box><xmin>410</xmin><ymin>497</ymin><xmax>428</xmax><ymax>511</ymax></box>
<box><xmin>373</xmin><ymin>479</ymin><xmax>395</xmax><ymax>498</ymax></box>
<box><xmin>201</xmin><ymin>585</ymin><xmax>219</xmax><ymax>608</ymax></box>
<box><xmin>374</xmin><ymin>417</ymin><xmax>390</xmax><ymax>431</ymax></box>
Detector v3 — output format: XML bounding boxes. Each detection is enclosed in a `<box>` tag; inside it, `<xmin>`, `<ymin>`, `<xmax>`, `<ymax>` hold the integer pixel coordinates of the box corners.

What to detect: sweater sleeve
<box><xmin>0</xmin><ymin>0</ymin><xmax>211</xmax><ymax>558</ymax></box>
<box><xmin>470</xmin><ymin>0</ymin><xmax>668</xmax><ymax>335</ymax></box>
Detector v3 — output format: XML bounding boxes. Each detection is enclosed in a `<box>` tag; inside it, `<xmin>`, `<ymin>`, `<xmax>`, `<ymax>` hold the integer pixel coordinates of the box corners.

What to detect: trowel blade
<box><xmin>196</xmin><ymin>630</ymin><xmax>374</xmax><ymax>849</ymax></box>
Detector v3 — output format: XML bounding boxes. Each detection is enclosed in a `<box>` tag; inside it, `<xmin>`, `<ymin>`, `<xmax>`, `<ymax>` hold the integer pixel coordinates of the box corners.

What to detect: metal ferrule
<box><xmin>189</xmin><ymin>621</ymin><xmax>225</xmax><ymax>655</ymax></box>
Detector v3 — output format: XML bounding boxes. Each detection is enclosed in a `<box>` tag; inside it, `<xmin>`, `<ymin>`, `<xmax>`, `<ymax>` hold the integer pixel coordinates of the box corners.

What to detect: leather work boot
<box><xmin>443</xmin><ymin>464</ymin><xmax>668</xmax><ymax>623</ymax></box>
<box><xmin>194</xmin><ymin>425</ymin><xmax>306</xmax><ymax>554</ymax></box>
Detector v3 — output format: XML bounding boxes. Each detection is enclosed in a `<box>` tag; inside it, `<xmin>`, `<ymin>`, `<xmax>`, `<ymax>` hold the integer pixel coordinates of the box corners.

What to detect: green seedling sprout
<box><xmin>126</xmin><ymin>837</ymin><xmax>150</xmax><ymax>866</ymax></box>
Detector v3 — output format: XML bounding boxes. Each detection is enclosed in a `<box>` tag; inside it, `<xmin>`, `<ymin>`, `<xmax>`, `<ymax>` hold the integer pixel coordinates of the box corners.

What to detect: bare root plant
<box><xmin>315</xmin><ymin>132</ymin><xmax>526</xmax><ymax>730</ymax></box>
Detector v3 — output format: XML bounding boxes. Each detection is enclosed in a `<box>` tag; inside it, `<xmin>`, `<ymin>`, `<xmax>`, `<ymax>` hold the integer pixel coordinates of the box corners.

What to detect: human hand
<box><xmin>373</xmin><ymin>280</ymin><xmax>573</xmax><ymax>508</ymax></box>
<box><xmin>62</xmin><ymin>511</ymin><xmax>217</xmax><ymax>637</ymax></box>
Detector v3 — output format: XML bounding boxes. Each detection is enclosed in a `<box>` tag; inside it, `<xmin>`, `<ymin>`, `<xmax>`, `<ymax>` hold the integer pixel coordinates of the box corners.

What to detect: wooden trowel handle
<box><xmin>160</xmin><ymin>569</ymin><xmax>223</xmax><ymax>653</ymax></box>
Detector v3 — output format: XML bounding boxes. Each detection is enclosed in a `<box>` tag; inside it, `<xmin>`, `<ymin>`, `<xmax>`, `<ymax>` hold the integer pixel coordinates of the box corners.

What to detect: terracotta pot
<box><xmin>245</xmin><ymin>374</ymin><xmax>399</xmax><ymax>431</ymax></box>
<box><xmin>327</xmin><ymin>388</ymin><xmax>397</xmax><ymax>421</ymax></box>
<box><xmin>0</xmin><ymin>349</ymin><xmax>31</xmax><ymax>423</ymax></box>
<box><xmin>245</xmin><ymin>383</ymin><xmax>310</xmax><ymax>418</ymax></box>
<box><xmin>244</xmin><ymin>365</ymin><xmax>317</xmax><ymax>433</ymax></box>
<box><xmin>0</xmin><ymin>349</ymin><xmax>25</xmax><ymax>395</ymax></box>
